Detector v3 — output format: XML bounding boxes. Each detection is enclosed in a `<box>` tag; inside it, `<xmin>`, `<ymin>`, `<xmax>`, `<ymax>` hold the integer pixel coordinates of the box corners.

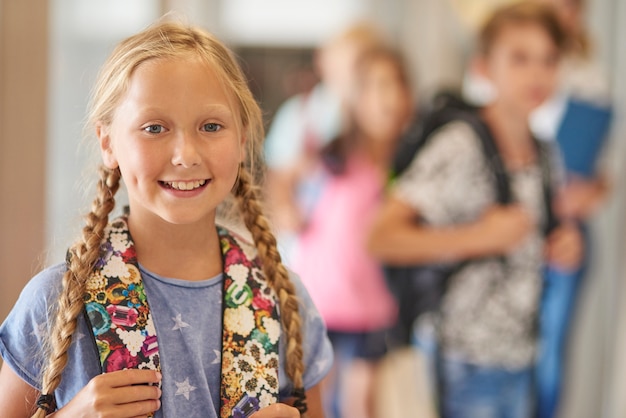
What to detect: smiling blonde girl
<box><xmin>0</xmin><ymin>21</ymin><xmax>332</xmax><ymax>418</ymax></box>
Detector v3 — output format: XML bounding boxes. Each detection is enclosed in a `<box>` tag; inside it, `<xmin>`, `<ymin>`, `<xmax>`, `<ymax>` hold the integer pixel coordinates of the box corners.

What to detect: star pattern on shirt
<box><xmin>30</xmin><ymin>322</ymin><xmax>47</xmax><ymax>339</ymax></box>
<box><xmin>313</xmin><ymin>352</ymin><xmax>332</xmax><ymax>376</ymax></box>
<box><xmin>174</xmin><ymin>377</ymin><xmax>197</xmax><ymax>400</ymax></box>
<box><xmin>72</xmin><ymin>331</ymin><xmax>86</xmax><ymax>344</ymax></box>
<box><xmin>211</xmin><ymin>349</ymin><xmax>221</xmax><ymax>365</ymax></box>
<box><xmin>171</xmin><ymin>313</ymin><xmax>190</xmax><ymax>331</ymax></box>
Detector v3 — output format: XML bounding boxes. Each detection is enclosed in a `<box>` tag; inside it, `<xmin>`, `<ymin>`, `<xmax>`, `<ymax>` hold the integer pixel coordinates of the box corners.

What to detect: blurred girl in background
<box><xmin>292</xmin><ymin>47</ymin><xmax>413</xmax><ymax>418</ymax></box>
<box><xmin>264</xmin><ymin>24</ymin><xmax>384</xmax><ymax>264</ymax></box>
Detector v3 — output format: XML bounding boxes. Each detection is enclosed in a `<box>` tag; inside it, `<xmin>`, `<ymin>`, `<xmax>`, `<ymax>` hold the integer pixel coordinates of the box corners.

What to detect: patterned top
<box><xmin>0</xmin><ymin>262</ymin><xmax>333</xmax><ymax>417</ymax></box>
<box><xmin>394</xmin><ymin>121</ymin><xmax>547</xmax><ymax>368</ymax></box>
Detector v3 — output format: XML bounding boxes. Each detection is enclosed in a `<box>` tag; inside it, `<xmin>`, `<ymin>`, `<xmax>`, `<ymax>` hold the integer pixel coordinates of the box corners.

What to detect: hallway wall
<box><xmin>0</xmin><ymin>0</ymin><xmax>48</xmax><ymax>323</ymax></box>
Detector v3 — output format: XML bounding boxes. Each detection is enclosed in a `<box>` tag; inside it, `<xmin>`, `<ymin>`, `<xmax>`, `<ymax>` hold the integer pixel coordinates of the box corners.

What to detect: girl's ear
<box><xmin>96</xmin><ymin>123</ymin><xmax>119</xmax><ymax>169</ymax></box>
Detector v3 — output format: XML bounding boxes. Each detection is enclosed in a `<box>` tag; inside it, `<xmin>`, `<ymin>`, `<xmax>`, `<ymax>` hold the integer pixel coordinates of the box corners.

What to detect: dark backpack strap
<box><xmin>392</xmin><ymin>101</ymin><xmax>513</xmax><ymax>207</ymax></box>
<box><xmin>436</xmin><ymin>108</ymin><xmax>557</xmax><ymax>235</ymax></box>
<box><xmin>535</xmin><ymin>140</ymin><xmax>559</xmax><ymax>235</ymax></box>
<box><xmin>391</xmin><ymin>92</ymin><xmax>480</xmax><ymax>178</ymax></box>
<box><xmin>448</xmin><ymin>110</ymin><xmax>512</xmax><ymax>205</ymax></box>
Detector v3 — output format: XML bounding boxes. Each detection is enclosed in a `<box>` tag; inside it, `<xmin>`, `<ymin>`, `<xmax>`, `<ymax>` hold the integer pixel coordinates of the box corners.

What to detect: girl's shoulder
<box><xmin>2</xmin><ymin>263</ymin><xmax>69</xmax><ymax>334</ymax></box>
<box><xmin>0</xmin><ymin>263</ymin><xmax>101</xmax><ymax>394</ymax></box>
<box><xmin>19</xmin><ymin>262</ymin><xmax>67</xmax><ymax>304</ymax></box>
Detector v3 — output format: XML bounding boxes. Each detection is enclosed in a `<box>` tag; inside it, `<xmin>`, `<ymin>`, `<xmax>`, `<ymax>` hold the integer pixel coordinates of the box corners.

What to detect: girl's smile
<box><xmin>158</xmin><ymin>179</ymin><xmax>211</xmax><ymax>197</ymax></box>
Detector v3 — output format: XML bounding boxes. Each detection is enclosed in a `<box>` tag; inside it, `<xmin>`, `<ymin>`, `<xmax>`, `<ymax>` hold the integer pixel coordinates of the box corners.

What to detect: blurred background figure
<box><xmin>292</xmin><ymin>46</ymin><xmax>414</xmax><ymax>418</ymax></box>
<box><xmin>263</xmin><ymin>23</ymin><xmax>385</xmax><ymax>263</ymax></box>
<box><xmin>531</xmin><ymin>1</ymin><xmax>613</xmax><ymax>417</ymax></box>
<box><xmin>368</xmin><ymin>3</ymin><xmax>582</xmax><ymax>417</ymax></box>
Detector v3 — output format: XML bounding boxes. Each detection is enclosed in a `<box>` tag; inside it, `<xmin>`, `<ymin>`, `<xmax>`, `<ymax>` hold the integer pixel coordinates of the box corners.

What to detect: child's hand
<box><xmin>478</xmin><ymin>205</ymin><xmax>534</xmax><ymax>254</ymax></box>
<box><xmin>250</xmin><ymin>403</ymin><xmax>300</xmax><ymax>418</ymax></box>
<box><xmin>546</xmin><ymin>222</ymin><xmax>584</xmax><ymax>272</ymax></box>
<box><xmin>554</xmin><ymin>176</ymin><xmax>609</xmax><ymax>221</ymax></box>
<box><xmin>54</xmin><ymin>369</ymin><xmax>161</xmax><ymax>418</ymax></box>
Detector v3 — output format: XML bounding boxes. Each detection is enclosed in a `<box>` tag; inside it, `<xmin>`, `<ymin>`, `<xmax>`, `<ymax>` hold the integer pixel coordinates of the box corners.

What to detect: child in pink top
<box><xmin>295</xmin><ymin>155</ymin><xmax>396</xmax><ymax>331</ymax></box>
<box><xmin>292</xmin><ymin>46</ymin><xmax>413</xmax><ymax>418</ymax></box>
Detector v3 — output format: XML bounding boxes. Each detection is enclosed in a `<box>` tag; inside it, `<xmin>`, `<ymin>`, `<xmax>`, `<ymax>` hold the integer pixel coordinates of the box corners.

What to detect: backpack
<box><xmin>384</xmin><ymin>92</ymin><xmax>557</xmax><ymax>346</ymax></box>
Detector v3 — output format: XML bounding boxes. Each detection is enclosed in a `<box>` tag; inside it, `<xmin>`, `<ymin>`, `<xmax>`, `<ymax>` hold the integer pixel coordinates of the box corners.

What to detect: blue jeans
<box><xmin>536</xmin><ymin>225</ymin><xmax>589</xmax><ymax>418</ymax></box>
<box><xmin>535</xmin><ymin>266</ymin><xmax>585</xmax><ymax>418</ymax></box>
<box><xmin>441</xmin><ymin>359</ymin><xmax>533</xmax><ymax>418</ymax></box>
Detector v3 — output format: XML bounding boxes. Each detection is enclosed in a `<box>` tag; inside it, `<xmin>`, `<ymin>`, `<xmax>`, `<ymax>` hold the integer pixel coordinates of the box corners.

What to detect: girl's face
<box><xmin>353</xmin><ymin>58</ymin><xmax>411</xmax><ymax>144</ymax></box>
<box><xmin>98</xmin><ymin>56</ymin><xmax>244</xmax><ymax>226</ymax></box>
<box><xmin>481</xmin><ymin>23</ymin><xmax>561</xmax><ymax>116</ymax></box>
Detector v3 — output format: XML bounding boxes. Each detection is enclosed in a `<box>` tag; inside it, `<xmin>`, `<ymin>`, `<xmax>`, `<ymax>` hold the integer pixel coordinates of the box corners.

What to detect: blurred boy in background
<box><xmin>368</xmin><ymin>3</ymin><xmax>582</xmax><ymax>417</ymax></box>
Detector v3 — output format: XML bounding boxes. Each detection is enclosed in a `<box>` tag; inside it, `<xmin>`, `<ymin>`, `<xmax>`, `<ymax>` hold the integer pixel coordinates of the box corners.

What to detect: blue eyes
<box><xmin>144</xmin><ymin>125</ymin><xmax>164</xmax><ymax>134</ymax></box>
<box><xmin>143</xmin><ymin>123</ymin><xmax>222</xmax><ymax>134</ymax></box>
<box><xmin>202</xmin><ymin>123</ymin><xmax>221</xmax><ymax>132</ymax></box>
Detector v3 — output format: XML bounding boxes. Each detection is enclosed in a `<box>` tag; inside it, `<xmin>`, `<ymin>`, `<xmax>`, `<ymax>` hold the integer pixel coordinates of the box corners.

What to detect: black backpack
<box><xmin>384</xmin><ymin>92</ymin><xmax>557</xmax><ymax>346</ymax></box>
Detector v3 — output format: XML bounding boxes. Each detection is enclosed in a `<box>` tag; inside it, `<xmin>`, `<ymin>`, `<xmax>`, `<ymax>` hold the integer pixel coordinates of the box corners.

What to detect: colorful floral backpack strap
<box><xmin>83</xmin><ymin>217</ymin><xmax>160</xmax><ymax>375</ymax></box>
<box><xmin>83</xmin><ymin>218</ymin><xmax>281</xmax><ymax>418</ymax></box>
<box><xmin>218</xmin><ymin>227</ymin><xmax>281</xmax><ymax>418</ymax></box>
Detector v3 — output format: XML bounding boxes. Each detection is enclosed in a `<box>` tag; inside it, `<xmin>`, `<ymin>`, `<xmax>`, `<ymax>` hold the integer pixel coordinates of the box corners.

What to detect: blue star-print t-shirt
<box><xmin>0</xmin><ymin>263</ymin><xmax>333</xmax><ymax>417</ymax></box>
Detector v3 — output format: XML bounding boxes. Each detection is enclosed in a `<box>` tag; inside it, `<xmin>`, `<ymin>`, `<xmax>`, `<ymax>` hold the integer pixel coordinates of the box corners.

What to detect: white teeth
<box><xmin>164</xmin><ymin>180</ymin><xmax>207</xmax><ymax>190</ymax></box>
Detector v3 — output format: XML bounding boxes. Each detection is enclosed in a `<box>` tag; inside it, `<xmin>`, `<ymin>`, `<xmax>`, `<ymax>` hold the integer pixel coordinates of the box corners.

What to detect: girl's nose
<box><xmin>171</xmin><ymin>131</ymin><xmax>202</xmax><ymax>168</ymax></box>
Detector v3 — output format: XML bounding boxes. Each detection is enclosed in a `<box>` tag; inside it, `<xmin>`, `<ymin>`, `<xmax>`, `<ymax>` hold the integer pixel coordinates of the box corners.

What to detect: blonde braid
<box><xmin>233</xmin><ymin>168</ymin><xmax>308</xmax><ymax>416</ymax></box>
<box><xmin>33</xmin><ymin>166</ymin><xmax>121</xmax><ymax>417</ymax></box>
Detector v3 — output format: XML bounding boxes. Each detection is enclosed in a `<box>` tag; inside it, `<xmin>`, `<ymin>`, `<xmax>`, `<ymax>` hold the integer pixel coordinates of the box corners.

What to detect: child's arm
<box><xmin>0</xmin><ymin>364</ymin><xmax>162</xmax><ymax>418</ymax></box>
<box><xmin>368</xmin><ymin>197</ymin><xmax>534</xmax><ymax>265</ymax></box>
<box><xmin>0</xmin><ymin>362</ymin><xmax>39</xmax><ymax>417</ymax></box>
<box><xmin>251</xmin><ymin>384</ymin><xmax>324</xmax><ymax>418</ymax></box>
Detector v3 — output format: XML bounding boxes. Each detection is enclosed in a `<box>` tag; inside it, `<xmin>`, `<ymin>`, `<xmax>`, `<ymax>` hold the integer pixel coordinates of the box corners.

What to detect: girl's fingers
<box><xmin>105</xmin><ymin>369</ymin><xmax>162</xmax><ymax>388</ymax></box>
<box><xmin>113</xmin><ymin>384</ymin><xmax>161</xmax><ymax>405</ymax></box>
<box><xmin>113</xmin><ymin>398</ymin><xmax>161</xmax><ymax>418</ymax></box>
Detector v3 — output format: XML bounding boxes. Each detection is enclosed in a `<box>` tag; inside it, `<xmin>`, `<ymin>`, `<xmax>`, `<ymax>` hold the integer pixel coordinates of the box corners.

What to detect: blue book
<box><xmin>556</xmin><ymin>98</ymin><xmax>612</xmax><ymax>177</ymax></box>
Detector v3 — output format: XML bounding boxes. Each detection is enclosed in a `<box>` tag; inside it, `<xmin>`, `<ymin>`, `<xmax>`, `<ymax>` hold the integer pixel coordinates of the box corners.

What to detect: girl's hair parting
<box><xmin>34</xmin><ymin>20</ymin><xmax>308</xmax><ymax>417</ymax></box>
<box><xmin>479</xmin><ymin>1</ymin><xmax>567</xmax><ymax>56</ymax></box>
